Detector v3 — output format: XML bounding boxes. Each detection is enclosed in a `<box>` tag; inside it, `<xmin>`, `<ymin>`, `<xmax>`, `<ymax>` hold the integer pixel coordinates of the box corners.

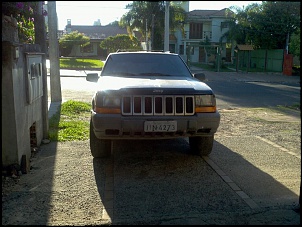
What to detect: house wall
<box><xmin>190</xmin><ymin>46</ymin><xmax>198</xmax><ymax>63</ymax></box>
<box><xmin>174</xmin><ymin>10</ymin><xmax>231</xmax><ymax>63</ymax></box>
<box><xmin>2</xmin><ymin>20</ymin><xmax>44</xmax><ymax>171</ymax></box>
<box><xmin>211</xmin><ymin>18</ymin><xmax>225</xmax><ymax>43</ymax></box>
<box><xmin>203</xmin><ymin>22</ymin><xmax>212</xmax><ymax>40</ymax></box>
<box><xmin>70</xmin><ymin>42</ymin><xmax>99</xmax><ymax>57</ymax></box>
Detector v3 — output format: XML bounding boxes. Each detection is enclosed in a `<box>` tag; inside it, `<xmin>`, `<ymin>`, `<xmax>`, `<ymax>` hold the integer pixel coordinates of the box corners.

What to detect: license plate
<box><xmin>144</xmin><ymin>121</ymin><xmax>177</xmax><ymax>132</ymax></box>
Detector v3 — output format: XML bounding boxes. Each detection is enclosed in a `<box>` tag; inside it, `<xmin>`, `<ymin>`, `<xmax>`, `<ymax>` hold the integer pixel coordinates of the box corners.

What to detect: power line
<box><xmin>56</xmin><ymin>4</ymin><xmax>128</xmax><ymax>10</ymax></box>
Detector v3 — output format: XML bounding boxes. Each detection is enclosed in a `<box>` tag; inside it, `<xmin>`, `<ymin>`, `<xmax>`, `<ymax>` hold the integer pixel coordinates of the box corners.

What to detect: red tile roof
<box><xmin>68</xmin><ymin>25</ymin><xmax>128</xmax><ymax>39</ymax></box>
<box><xmin>188</xmin><ymin>8</ymin><xmax>234</xmax><ymax>18</ymax></box>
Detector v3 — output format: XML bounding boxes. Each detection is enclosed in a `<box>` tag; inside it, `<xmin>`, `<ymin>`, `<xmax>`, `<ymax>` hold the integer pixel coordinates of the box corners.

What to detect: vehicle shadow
<box><xmin>93</xmin><ymin>138</ymin><xmax>300</xmax><ymax>225</ymax></box>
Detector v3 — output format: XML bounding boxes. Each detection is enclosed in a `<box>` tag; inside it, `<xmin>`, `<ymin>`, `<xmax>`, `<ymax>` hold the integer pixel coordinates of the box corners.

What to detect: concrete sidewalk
<box><xmin>48</xmin><ymin>69</ymin><xmax>102</xmax><ymax>77</ymax></box>
<box><xmin>190</xmin><ymin>66</ymin><xmax>301</xmax><ymax>84</ymax></box>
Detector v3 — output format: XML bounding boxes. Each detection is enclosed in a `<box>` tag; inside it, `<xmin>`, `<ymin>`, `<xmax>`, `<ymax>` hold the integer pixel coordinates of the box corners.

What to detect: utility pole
<box><xmin>48</xmin><ymin>1</ymin><xmax>62</xmax><ymax>102</ymax></box>
<box><xmin>151</xmin><ymin>14</ymin><xmax>154</xmax><ymax>51</ymax></box>
<box><xmin>164</xmin><ymin>1</ymin><xmax>170</xmax><ymax>52</ymax></box>
<box><xmin>146</xmin><ymin>19</ymin><xmax>148</xmax><ymax>51</ymax></box>
<box><xmin>34</xmin><ymin>1</ymin><xmax>49</xmax><ymax>139</ymax></box>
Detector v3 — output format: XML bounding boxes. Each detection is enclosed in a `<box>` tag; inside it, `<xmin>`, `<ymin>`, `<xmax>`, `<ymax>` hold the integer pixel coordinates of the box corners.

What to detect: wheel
<box><xmin>189</xmin><ymin>135</ymin><xmax>214</xmax><ymax>156</ymax></box>
<box><xmin>90</xmin><ymin>119</ymin><xmax>111</xmax><ymax>158</ymax></box>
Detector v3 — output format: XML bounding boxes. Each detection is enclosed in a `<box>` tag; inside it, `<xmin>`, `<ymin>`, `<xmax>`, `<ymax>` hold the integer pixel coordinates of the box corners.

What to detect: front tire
<box><xmin>90</xmin><ymin>119</ymin><xmax>111</xmax><ymax>158</ymax></box>
<box><xmin>189</xmin><ymin>135</ymin><xmax>214</xmax><ymax>156</ymax></box>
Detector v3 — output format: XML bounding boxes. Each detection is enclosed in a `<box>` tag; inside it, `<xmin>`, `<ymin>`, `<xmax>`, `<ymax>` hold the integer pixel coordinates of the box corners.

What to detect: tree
<box><xmin>100</xmin><ymin>34</ymin><xmax>142</xmax><ymax>54</ymax></box>
<box><xmin>119</xmin><ymin>1</ymin><xmax>186</xmax><ymax>50</ymax></box>
<box><xmin>59</xmin><ymin>31</ymin><xmax>90</xmax><ymax>56</ymax></box>
<box><xmin>199</xmin><ymin>36</ymin><xmax>217</xmax><ymax>63</ymax></box>
<box><xmin>108</xmin><ymin>21</ymin><xmax>119</xmax><ymax>26</ymax></box>
<box><xmin>2</xmin><ymin>1</ymin><xmax>48</xmax><ymax>44</ymax></box>
<box><xmin>250</xmin><ymin>1</ymin><xmax>300</xmax><ymax>49</ymax></box>
<box><xmin>224</xmin><ymin>1</ymin><xmax>300</xmax><ymax>50</ymax></box>
<box><xmin>289</xmin><ymin>28</ymin><xmax>300</xmax><ymax>60</ymax></box>
<box><xmin>222</xmin><ymin>3</ymin><xmax>262</xmax><ymax>45</ymax></box>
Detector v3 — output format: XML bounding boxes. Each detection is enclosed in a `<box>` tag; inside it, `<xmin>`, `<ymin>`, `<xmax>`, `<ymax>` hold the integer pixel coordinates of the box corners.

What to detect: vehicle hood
<box><xmin>96</xmin><ymin>76</ymin><xmax>213</xmax><ymax>95</ymax></box>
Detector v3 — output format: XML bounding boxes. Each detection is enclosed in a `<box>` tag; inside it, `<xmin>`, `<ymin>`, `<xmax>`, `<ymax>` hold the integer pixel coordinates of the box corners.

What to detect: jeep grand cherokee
<box><xmin>86</xmin><ymin>51</ymin><xmax>220</xmax><ymax>158</ymax></box>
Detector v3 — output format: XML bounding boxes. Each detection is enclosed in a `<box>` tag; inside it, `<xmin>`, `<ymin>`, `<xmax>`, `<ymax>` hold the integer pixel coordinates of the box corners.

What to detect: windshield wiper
<box><xmin>138</xmin><ymin>73</ymin><xmax>173</xmax><ymax>76</ymax></box>
<box><xmin>102</xmin><ymin>72</ymin><xmax>137</xmax><ymax>77</ymax></box>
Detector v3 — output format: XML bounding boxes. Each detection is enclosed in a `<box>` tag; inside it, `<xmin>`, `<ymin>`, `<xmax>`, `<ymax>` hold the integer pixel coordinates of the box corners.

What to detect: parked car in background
<box><xmin>86</xmin><ymin>50</ymin><xmax>220</xmax><ymax>158</ymax></box>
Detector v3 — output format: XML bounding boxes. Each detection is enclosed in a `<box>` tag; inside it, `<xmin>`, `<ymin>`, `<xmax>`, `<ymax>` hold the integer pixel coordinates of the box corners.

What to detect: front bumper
<box><xmin>91</xmin><ymin>111</ymin><xmax>220</xmax><ymax>140</ymax></box>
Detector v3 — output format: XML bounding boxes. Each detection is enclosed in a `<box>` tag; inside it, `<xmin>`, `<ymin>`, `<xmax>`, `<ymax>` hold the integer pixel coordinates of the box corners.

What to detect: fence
<box><xmin>238</xmin><ymin>49</ymin><xmax>284</xmax><ymax>72</ymax></box>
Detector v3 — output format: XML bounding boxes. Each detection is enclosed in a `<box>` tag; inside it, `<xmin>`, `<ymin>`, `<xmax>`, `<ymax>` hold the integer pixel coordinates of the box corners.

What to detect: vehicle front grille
<box><xmin>122</xmin><ymin>95</ymin><xmax>195</xmax><ymax>116</ymax></box>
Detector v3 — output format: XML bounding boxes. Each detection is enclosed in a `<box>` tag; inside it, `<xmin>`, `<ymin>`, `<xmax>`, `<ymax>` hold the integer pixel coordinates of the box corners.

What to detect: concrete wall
<box><xmin>2</xmin><ymin>17</ymin><xmax>44</xmax><ymax>171</ymax></box>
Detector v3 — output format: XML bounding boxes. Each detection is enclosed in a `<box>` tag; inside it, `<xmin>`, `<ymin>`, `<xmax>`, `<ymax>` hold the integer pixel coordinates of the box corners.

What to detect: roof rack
<box><xmin>116</xmin><ymin>49</ymin><xmax>166</xmax><ymax>53</ymax></box>
<box><xmin>116</xmin><ymin>49</ymin><xmax>140</xmax><ymax>52</ymax></box>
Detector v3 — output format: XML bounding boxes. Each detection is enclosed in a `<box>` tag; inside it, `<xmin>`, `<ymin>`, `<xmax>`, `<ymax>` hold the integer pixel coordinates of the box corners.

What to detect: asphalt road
<box><xmin>208</xmin><ymin>80</ymin><xmax>300</xmax><ymax>109</ymax></box>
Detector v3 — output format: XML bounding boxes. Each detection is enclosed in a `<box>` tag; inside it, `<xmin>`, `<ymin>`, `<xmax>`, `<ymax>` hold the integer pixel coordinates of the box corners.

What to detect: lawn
<box><xmin>59</xmin><ymin>58</ymin><xmax>104</xmax><ymax>69</ymax></box>
<box><xmin>48</xmin><ymin>100</ymin><xmax>91</xmax><ymax>141</ymax></box>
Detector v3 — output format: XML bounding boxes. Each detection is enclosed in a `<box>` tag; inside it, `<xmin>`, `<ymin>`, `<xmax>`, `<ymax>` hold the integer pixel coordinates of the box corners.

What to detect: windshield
<box><xmin>101</xmin><ymin>53</ymin><xmax>192</xmax><ymax>78</ymax></box>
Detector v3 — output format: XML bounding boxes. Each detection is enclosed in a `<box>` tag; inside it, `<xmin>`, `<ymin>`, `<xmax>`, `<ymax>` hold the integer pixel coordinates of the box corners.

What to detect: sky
<box><xmin>55</xmin><ymin>1</ymin><xmax>262</xmax><ymax>30</ymax></box>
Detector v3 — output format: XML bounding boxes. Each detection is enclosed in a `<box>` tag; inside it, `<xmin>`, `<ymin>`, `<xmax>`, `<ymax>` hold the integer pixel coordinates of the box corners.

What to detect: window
<box><xmin>186</xmin><ymin>46</ymin><xmax>194</xmax><ymax>55</ymax></box>
<box><xmin>179</xmin><ymin>45</ymin><xmax>184</xmax><ymax>55</ymax></box>
<box><xmin>179</xmin><ymin>45</ymin><xmax>194</xmax><ymax>55</ymax></box>
<box><xmin>189</xmin><ymin>23</ymin><xmax>203</xmax><ymax>39</ymax></box>
<box><xmin>221</xmin><ymin>22</ymin><xmax>228</xmax><ymax>29</ymax></box>
<box><xmin>169</xmin><ymin>44</ymin><xmax>175</xmax><ymax>53</ymax></box>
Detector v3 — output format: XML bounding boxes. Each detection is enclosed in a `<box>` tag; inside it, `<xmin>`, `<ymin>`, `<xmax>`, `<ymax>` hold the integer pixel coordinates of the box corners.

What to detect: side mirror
<box><xmin>86</xmin><ymin>73</ymin><xmax>99</xmax><ymax>82</ymax></box>
<box><xmin>193</xmin><ymin>72</ymin><xmax>205</xmax><ymax>81</ymax></box>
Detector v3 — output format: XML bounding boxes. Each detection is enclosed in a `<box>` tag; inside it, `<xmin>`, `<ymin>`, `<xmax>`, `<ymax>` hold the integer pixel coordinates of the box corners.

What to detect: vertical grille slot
<box><xmin>133</xmin><ymin>96</ymin><xmax>142</xmax><ymax>115</ymax></box>
<box><xmin>185</xmin><ymin>96</ymin><xmax>194</xmax><ymax>114</ymax></box>
<box><xmin>165</xmin><ymin>96</ymin><xmax>174</xmax><ymax>115</ymax></box>
<box><xmin>154</xmin><ymin>96</ymin><xmax>163</xmax><ymax>115</ymax></box>
<box><xmin>144</xmin><ymin>96</ymin><xmax>153</xmax><ymax>115</ymax></box>
<box><xmin>175</xmin><ymin>96</ymin><xmax>184</xmax><ymax>115</ymax></box>
<box><xmin>122</xmin><ymin>96</ymin><xmax>132</xmax><ymax>115</ymax></box>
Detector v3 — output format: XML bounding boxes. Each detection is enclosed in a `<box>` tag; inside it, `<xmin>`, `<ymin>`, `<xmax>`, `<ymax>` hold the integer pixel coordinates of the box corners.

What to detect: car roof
<box><xmin>109</xmin><ymin>51</ymin><xmax>179</xmax><ymax>56</ymax></box>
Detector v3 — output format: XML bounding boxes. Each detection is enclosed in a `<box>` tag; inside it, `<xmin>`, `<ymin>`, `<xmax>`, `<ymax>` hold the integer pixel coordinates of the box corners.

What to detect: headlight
<box><xmin>94</xmin><ymin>93</ymin><xmax>121</xmax><ymax>114</ymax></box>
<box><xmin>103</xmin><ymin>96</ymin><xmax>120</xmax><ymax>107</ymax></box>
<box><xmin>195</xmin><ymin>95</ymin><xmax>216</xmax><ymax>106</ymax></box>
<box><xmin>195</xmin><ymin>95</ymin><xmax>216</xmax><ymax>113</ymax></box>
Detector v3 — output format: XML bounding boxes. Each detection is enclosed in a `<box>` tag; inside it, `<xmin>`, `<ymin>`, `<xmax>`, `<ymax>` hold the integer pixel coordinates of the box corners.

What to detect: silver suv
<box><xmin>86</xmin><ymin>51</ymin><xmax>220</xmax><ymax>158</ymax></box>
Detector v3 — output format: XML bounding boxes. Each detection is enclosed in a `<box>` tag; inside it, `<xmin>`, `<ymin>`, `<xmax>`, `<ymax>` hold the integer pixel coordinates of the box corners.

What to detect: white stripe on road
<box><xmin>255</xmin><ymin>136</ymin><xmax>301</xmax><ymax>159</ymax></box>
